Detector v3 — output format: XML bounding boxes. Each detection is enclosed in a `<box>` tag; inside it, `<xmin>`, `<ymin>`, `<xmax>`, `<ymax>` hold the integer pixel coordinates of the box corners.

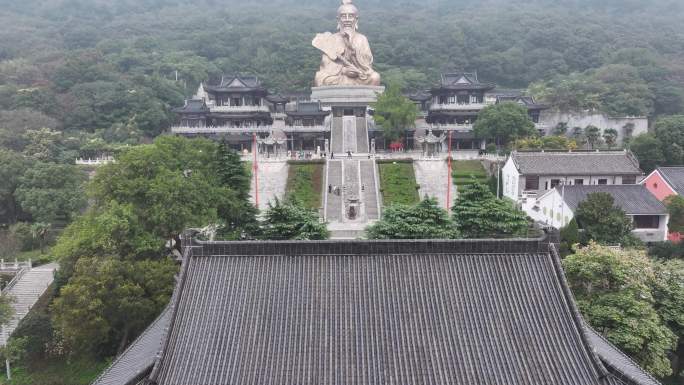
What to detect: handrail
<box><xmin>2</xmin><ymin>268</ymin><xmax>28</xmax><ymax>295</ymax></box>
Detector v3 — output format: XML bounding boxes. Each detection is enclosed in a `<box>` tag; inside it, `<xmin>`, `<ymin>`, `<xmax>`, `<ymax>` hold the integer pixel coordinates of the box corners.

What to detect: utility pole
<box><xmin>447</xmin><ymin>131</ymin><xmax>453</xmax><ymax>211</ymax></box>
<box><xmin>496</xmin><ymin>162</ymin><xmax>501</xmax><ymax>199</ymax></box>
<box><xmin>253</xmin><ymin>133</ymin><xmax>259</xmax><ymax>209</ymax></box>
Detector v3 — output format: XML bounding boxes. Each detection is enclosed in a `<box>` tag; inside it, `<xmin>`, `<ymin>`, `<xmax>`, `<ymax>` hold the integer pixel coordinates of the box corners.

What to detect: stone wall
<box><xmin>539</xmin><ymin>110</ymin><xmax>648</xmax><ymax>145</ymax></box>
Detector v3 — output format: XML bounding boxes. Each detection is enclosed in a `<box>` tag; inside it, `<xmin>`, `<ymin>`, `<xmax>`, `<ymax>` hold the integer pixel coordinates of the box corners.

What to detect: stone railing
<box><xmin>210</xmin><ymin>105</ymin><xmax>270</xmax><ymax>113</ymax></box>
<box><xmin>76</xmin><ymin>157</ymin><xmax>115</xmax><ymax>165</ymax></box>
<box><xmin>0</xmin><ymin>259</ymin><xmax>32</xmax><ymax>273</ymax></box>
<box><xmin>429</xmin><ymin>103</ymin><xmax>487</xmax><ymax>111</ymax></box>
<box><xmin>171</xmin><ymin>125</ymin><xmax>329</xmax><ymax>135</ymax></box>
<box><xmin>426</xmin><ymin>124</ymin><xmax>474</xmax><ymax>132</ymax></box>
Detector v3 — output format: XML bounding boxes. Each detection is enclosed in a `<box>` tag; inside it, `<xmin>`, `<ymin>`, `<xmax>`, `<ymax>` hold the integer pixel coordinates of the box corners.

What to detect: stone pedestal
<box><xmin>311</xmin><ymin>85</ymin><xmax>385</xmax><ymax>107</ymax></box>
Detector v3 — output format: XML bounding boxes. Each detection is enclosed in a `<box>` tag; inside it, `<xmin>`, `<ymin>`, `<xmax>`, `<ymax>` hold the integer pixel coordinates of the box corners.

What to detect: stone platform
<box><xmin>311</xmin><ymin>85</ymin><xmax>385</xmax><ymax>107</ymax></box>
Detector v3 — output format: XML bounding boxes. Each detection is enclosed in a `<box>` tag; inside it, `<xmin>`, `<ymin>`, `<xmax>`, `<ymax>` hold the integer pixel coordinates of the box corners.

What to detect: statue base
<box><xmin>311</xmin><ymin>85</ymin><xmax>385</xmax><ymax>107</ymax></box>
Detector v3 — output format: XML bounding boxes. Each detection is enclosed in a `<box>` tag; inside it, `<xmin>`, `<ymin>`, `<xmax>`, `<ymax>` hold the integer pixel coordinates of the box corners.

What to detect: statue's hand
<box><xmin>342</xmin><ymin>66</ymin><xmax>360</xmax><ymax>78</ymax></box>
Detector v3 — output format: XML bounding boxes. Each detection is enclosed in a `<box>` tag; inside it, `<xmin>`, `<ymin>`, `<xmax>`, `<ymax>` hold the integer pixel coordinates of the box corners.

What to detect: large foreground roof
<box><xmin>95</xmin><ymin>238</ymin><xmax>660</xmax><ymax>385</ymax></box>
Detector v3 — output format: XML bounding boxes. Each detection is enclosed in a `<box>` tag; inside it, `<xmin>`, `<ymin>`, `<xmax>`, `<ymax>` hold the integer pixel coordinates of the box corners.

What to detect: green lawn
<box><xmin>1</xmin><ymin>358</ymin><xmax>110</xmax><ymax>385</ymax></box>
<box><xmin>451</xmin><ymin>160</ymin><xmax>488</xmax><ymax>190</ymax></box>
<box><xmin>285</xmin><ymin>163</ymin><xmax>324</xmax><ymax>209</ymax></box>
<box><xmin>378</xmin><ymin>161</ymin><xmax>420</xmax><ymax>206</ymax></box>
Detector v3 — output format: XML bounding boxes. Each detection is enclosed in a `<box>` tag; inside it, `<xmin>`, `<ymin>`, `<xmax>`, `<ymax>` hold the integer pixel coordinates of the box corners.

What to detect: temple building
<box><xmin>92</xmin><ymin>237</ymin><xmax>662</xmax><ymax>385</ymax></box>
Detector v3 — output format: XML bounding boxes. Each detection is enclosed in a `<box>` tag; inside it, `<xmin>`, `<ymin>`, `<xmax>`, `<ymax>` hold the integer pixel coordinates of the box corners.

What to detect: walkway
<box><xmin>0</xmin><ymin>263</ymin><xmax>58</xmax><ymax>346</ymax></box>
<box><xmin>325</xmin><ymin>116</ymin><xmax>381</xmax><ymax>239</ymax></box>
<box><xmin>414</xmin><ymin>159</ymin><xmax>454</xmax><ymax>209</ymax></box>
<box><xmin>249</xmin><ymin>161</ymin><xmax>289</xmax><ymax>211</ymax></box>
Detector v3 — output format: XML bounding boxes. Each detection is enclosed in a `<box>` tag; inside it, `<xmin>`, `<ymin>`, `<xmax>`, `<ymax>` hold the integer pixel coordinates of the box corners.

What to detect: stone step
<box><xmin>0</xmin><ymin>263</ymin><xmax>58</xmax><ymax>346</ymax></box>
<box><xmin>356</xmin><ymin>117</ymin><xmax>369</xmax><ymax>153</ymax></box>
<box><xmin>360</xmin><ymin>160</ymin><xmax>380</xmax><ymax>220</ymax></box>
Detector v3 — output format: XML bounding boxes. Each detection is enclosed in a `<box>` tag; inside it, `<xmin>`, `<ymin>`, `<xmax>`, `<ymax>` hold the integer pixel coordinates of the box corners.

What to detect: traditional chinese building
<box><xmin>92</xmin><ymin>237</ymin><xmax>662</xmax><ymax>385</ymax></box>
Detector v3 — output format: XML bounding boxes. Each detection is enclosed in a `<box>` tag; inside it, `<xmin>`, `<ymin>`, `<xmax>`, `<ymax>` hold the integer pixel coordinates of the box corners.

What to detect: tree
<box><xmin>563</xmin><ymin>243</ymin><xmax>677</xmax><ymax>377</ymax></box>
<box><xmin>53</xmin><ymin>202</ymin><xmax>167</xmax><ymax>284</ymax></box>
<box><xmin>575</xmin><ymin>192</ymin><xmax>636</xmax><ymax>245</ymax></box>
<box><xmin>473</xmin><ymin>102</ymin><xmax>536</xmax><ymax>147</ymax></box>
<box><xmin>559</xmin><ymin>218</ymin><xmax>580</xmax><ymax>255</ymax></box>
<box><xmin>664</xmin><ymin>195</ymin><xmax>684</xmax><ymax>234</ymax></box>
<box><xmin>653</xmin><ymin>115</ymin><xmax>684</xmax><ymax>165</ymax></box>
<box><xmin>514</xmin><ymin>136</ymin><xmax>577</xmax><ymax>151</ymax></box>
<box><xmin>365</xmin><ymin>197</ymin><xmax>458</xmax><ymax>239</ymax></box>
<box><xmin>630</xmin><ymin>134</ymin><xmax>665</xmax><ymax>174</ymax></box>
<box><xmin>651</xmin><ymin>259</ymin><xmax>684</xmax><ymax>379</ymax></box>
<box><xmin>52</xmin><ymin>256</ymin><xmax>176</xmax><ymax>356</ymax></box>
<box><xmin>584</xmin><ymin>125</ymin><xmax>602</xmax><ymax>149</ymax></box>
<box><xmin>14</xmin><ymin>162</ymin><xmax>87</xmax><ymax>224</ymax></box>
<box><xmin>0</xmin><ymin>150</ymin><xmax>32</xmax><ymax>224</ymax></box>
<box><xmin>91</xmin><ymin>136</ymin><xmax>254</xmax><ymax>241</ymax></box>
<box><xmin>452</xmin><ymin>181</ymin><xmax>530</xmax><ymax>238</ymax></box>
<box><xmin>602</xmin><ymin>128</ymin><xmax>618</xmax><ymax>148</ymax></box>
<box><xmin>22</xmin><ymin>128</ymin><xmax>64</xmax><ymax>162</ymax></box>
<box><xmin>260</xmin><ymin>198</ymin><xmax>328</xmax><ymax>240</ymax></box>
<box><xmin>372</xmin><ymin>83</ymin><xmax>418</xmax><ymax>143</ymax></box>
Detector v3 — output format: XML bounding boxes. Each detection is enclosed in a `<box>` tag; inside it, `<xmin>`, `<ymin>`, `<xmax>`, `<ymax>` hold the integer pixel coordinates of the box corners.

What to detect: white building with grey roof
<box><xmin>502</xmin><ymin>150</ymin><xmax>644</xmax><ymax>203</ymax></box>
<box><xmin>527</xmin><ymin>184</ymin><xmax>669</xmax><ymax>243</ymax></box>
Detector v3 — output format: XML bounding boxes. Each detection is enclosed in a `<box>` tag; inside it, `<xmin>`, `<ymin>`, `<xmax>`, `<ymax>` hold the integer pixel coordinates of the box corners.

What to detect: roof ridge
<box><xmin>91</xmin><ymin>305</ymin><xmax>171</xmax><ymax>385</ymax></box>
<box><xmin>147</xmin><ymin>245</ymin><xmax>194</xmax><ymax>382</ymax></box>
<box><xmin>585</xmin><ymin>324</ymin><xmax>663</xmax><ymax>385</ymax></box>
<box><xmin>548</xmin><ymin>244</ymin><xmax>612</xmax><ymax>381</ymax></box>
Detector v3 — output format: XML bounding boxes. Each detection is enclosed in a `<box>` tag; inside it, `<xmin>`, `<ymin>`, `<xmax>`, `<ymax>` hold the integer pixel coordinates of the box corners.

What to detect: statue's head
<box><xmin>337</xmin><ymin>0</ymin><xmax>359</xmax><ymax>32</ymax></box>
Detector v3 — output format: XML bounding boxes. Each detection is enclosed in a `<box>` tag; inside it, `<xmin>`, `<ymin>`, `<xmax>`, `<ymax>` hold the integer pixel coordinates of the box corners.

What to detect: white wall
<box><xmin>502</xmin><ymin>157</ymin><xmax>521</xmax><ymax>200</ymax></box>
<box><xmin>527</xmin><ymin>189</ymin><xmax>669</xmax><ymax>242</ymax></box>
<box><xmin>524</xmin><ymin>189</ymin><xmax>574</xmax><ymax>228</ymax></box>
<box><xmin>539</xmin><ymin>111</ymin><xmax>648</xmax><ymax>145</ymax></box>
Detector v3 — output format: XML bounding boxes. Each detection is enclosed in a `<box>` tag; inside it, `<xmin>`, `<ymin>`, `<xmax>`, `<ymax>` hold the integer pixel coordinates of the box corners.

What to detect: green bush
<box><xmin>285</xmin><ymin>163</ymin><xmax>323</xmax><ymax>209</ymax></box>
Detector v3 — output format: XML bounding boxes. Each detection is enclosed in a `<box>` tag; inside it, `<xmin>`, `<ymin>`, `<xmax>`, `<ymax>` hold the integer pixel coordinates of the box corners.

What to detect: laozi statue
<box><xmin>313</xmin><ymin>0</ymin><xmax>381</xmax><ymax>87</ymax></box>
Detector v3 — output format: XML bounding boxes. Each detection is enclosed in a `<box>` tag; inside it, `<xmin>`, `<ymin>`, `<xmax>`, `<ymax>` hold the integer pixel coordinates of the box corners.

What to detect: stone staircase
<box><xmin>249</xmin><ymin>161</ymin><xmax>289</xmax><ymax>211</ymax></box>
<box><xmin>342</xmin><ymin>117</ymin><xmax>357</xmax><ymax>153</ymax></box>
<box><xmin>360</xmin><ymin>160</ymin><xmax>380</xmax><ymax>220</ymax></box>
<box><xmin>325</xmin><ymin>115</ymin><xmax>380</xmax><ymax>239</ymax></box>
<box><xmin>325</xmin><ymin>160</ymin><xmax>343</xmax><ymax>222</ymax></box>
<box><xmin>0</xmin><ymin>263</ymin><xmax>58</xmax><ymax>346</ymax></box>
<box><xmin>414</xmin><ymin>159</ymin><xmax>453</xmax><ymax>209</ymax></box>
<box><xmin>331</xmin><ymin>117</ymin><xmax>344</xmax><ymax>154</ymax></box>
<box><xmin>356</xmin><ymin>117</ymin><xmax>369</xmax><ymax>153</ymax></box>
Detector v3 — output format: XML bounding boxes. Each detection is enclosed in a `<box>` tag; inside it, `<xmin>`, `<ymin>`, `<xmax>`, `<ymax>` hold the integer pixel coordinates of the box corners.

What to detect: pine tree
<box><xmin>452</xmin><ymin>181</ymin><xmax>530</xmax><ymax>238</ymax></box>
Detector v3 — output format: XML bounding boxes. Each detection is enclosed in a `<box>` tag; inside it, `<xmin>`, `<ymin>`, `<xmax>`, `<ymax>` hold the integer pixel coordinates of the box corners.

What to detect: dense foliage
<box><xmin>473</xmin><ymin>102</ymin><xmax>536</xmax><ymax>147</ymax></box>
<box><xmin>260</xmin><ymin>198</ymin><xmax>329</xmax><ymax>240</ymax></box>
<box><xmin>49</xmin><ymin>136</ymin><xmax>256</xmax><ymax>357</ymax></box>
<box><xmin>564</xmin><ymin>243</ymin><xmax>680</xmax><ymax>377</ymax></box>
<box><xmin>574</xmin><ymin>192</ymin><xmax>638</xmax><ymax>246</ymax></box>
<box><xmin>372</xmin><ymin>84</ymin><xmax>418</xmax><ymax>142</ymax></box>
<box><xmin>452</xmin><ymin>182</ymin><xmax>530</xmax><ymax>238</ymax></box>
<box><xmin>629</xmin><ymin>115</ymin><xmax>684</xmax><ymax>172</ymax></box>
<box><xmin>0</xmin><ymin>0</ymin><xmax>682</xmax><ymax>155</ymax></box>
<box><xmin>365</xmin><ymin>198</ymin><xmax>458</xmax><ymax>239</ymax></box>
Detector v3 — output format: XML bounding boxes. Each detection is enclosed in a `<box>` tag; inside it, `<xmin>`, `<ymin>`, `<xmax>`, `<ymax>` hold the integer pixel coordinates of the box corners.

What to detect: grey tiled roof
<box><xmin>146</xmin><ymin>239</ymin><xmax>621</xmax><ymax>385</ymax></box>
<box><xmin>91</xmin><ymin>306</ymin><xmax>171</xmax><ymax>385</ymax></box>
<box><xmin>172</xmin><ymin>99</ymin><xmax>208</xmax><ymax>114</ymax></box>
<box><xmin>658</xmin><ymin>167</ymin><xmax>684</xmax><ymax>195</ymax></box>
<box><xmin>512</xmin><ymin>151</ymin><xmax>643</xmax><ymax>176</ymax></box>
<box><xmin>496</xmin><ymin>95</ymin><xmax>548</xmax><ymax>110</ymax></box>
<box><xmin>585</xmin><ymin>325</ymin><xmax>662</xmax><ymax>385</ymax></box>
<box><xmin>558</xmin><ymin>185</ymin><xmax>668</xmax><ymax>215</ymax></box>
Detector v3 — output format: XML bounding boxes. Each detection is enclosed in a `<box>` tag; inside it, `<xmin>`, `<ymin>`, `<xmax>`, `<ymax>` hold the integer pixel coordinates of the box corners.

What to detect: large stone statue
<box><xmin>313</xmin><ymin>0</ymin><xmax>381</xmax><ymax>87</ymax></box>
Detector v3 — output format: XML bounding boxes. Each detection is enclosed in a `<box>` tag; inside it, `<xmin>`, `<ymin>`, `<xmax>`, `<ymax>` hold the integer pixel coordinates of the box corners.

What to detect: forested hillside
<box><xmin>0</xmin><ymin>0</ymin><xmax>683</xmax><ymax>144</ymax></box>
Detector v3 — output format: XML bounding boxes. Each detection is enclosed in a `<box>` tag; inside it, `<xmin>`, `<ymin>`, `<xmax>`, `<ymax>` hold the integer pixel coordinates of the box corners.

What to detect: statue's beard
<box><xmin>338</xmin><ymin>22</ymin><xmax>358</xmax><ymax>34</ymax></box>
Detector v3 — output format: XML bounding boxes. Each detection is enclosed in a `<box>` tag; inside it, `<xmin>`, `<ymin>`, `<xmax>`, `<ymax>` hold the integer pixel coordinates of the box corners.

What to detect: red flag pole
<box><xmin>253</xmin><ymin>133</ymin><xmax>259</xmax><ymax>209</ymax></box>
<box><xmin>447</xmin><ymin>130</ymin><xmax>452</xmax><ymax>211</ymax></box>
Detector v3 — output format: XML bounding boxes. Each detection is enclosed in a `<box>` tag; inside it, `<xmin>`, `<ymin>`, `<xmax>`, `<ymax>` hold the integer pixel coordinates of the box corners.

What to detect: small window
<box><xmin>634</xmin><ymin>215</ymin><xmax>660</xmax><ymax>229</ymax></box>
<box><xmin>574</xmin><ymin>179</ymin><xmax>584</xmax><ymax>185</ymax></box>
<box><xmin>550</xmin><ymin>179</ymin><xmax>562</xmax><ymax>188</ymax></box>
<box><xmin>622</xmin><ymin>176</ymin><xmax>637</xmax><ymax>185</ymax></box>
<box><xmin>525</xmin><ymin>176</ymin><xmax>540</xmax><ymax>191</ymax></box>
<box><xmin>654</xmin><ymin>182</ymin><xmax>659</xmax><ymax>188</ymax></box>
<box><xmin>598</xmin><ymin>179</ymin><xmax>608</xmax><ymax>185</ymax></box>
